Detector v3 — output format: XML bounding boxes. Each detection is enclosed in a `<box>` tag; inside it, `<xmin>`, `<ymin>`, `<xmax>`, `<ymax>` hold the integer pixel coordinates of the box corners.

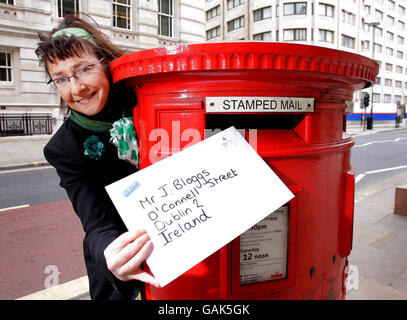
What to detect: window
<box><xmin>374</xmin><ymin>43</ymin><xmax>382</xmax><ymax>53</ymax></box>
<box><xmin>0</xmin><ymin>0</ymin><xmax>14</xmax><ymax>4</ymax></box>
<box><xmin>113</xmin><ymin>0</ymin><xmax>131</xmax><ymax>29</ymax></box>
<box><xmin>254</xmin><ymin>6</ymin><xmax>271</xmax><ymax>22</ymax></box>
<box><xmin>284</xmin><ymin>28</ymin><xmax>307</xmax><ymax>41</ymax></box>
<box><xmin>206</xmin><ymin>26</ymin><xmax>220</xmax><ymax>40</ymax></box>
<box><xmin>283</xmin><ymin>2</ymin><xmax>307</xmax><ymax>15</ymax></box>
<box><xmin>57</xmin><ymin>0</ymin><xmax>79</xmax><ymax>18</ymax></box>
<box><xmin>397</xmin><ymin>36</ymin><xmax>404</xmax><ymax>44</ymax></box>
<box><xmin>396</xmin><ymin>65</ymin><xmax>403</xmax><ymax>73</ymax></box>
<box><xmin>365</xmin><ymin>5</ymin><xmax>371</xmax><ymax>15</ymax></box>
<box><xmin>374</xmin><ymin>27</ymin><xmax>383</xmax><ymax>37</ymax></box>
<box><xmin>319</xmin><ymin>29</ymin><xmax>334</xmax><ymax>43</ymax></box>
<box><xmin>0</xmin><ymin>51</ymin><xmax>12</xmax><ymax>83</ymax></box>
<box><xmin>373</xmin><ymin>93</ymin><xmax>380</xmax><ymax>103</ymax></box>
<box><xmin>342</xmin><ymin>35</ymin><xmax>355</xmax><ymax>48</ymax></box>
<box><xmin>397</xmin><ymin>51</ymin><xmax>404</xmax><ymax>59</ymax></box>
<box><xmin>399</xmin><ymin>5</ymin><xmax>405</xmax><ymax>15</ymax></box>
<box><xmin>227</xmin><ymin>0</ymin><xmax>244</xmax><ymax>10</ymax></box>
<box><xmin>387</xmin><ymin>31</ymin><xmax>394</xmax><ymax>40</ymax></box>
<box><xmin>342</xmin><ymin>10</ymin><xmax>355</xmax><ymax>25</ymax></box>
<box><xmin>206</xmin><ymin>5</ymin><xmax>220</xmax><ymax>20</ymax></box>
<box><xmin>363</xmin><ymin>23</ymin><xmax>370</xmax><ymax>32</ymax></box>
<box><xmin>396</xmin><ymin>80</ymin><xmax>402</xmax><ymax>88</ymax></box>
<box><xmin>398</xmin><ymin>20</ymin><xmax>405</xmax><ymax>30</ymax></box>
<box><xmin>362</xmin><ymin>40</ymin><xmax>370</xmax><ymax>50</ymax></box>
<box><xmin>319</xmin><ymin>3</ymin><xmax>334</xmax><ymax>17</ymax></box>
<box><xmin>385</xmin><ymin>63</ymin><xmax>393</xmax><ymax>71</ymax></box>
<box><xmin>158</xmin><ymin>0</ymin><xmax>173</xmax><ymax>37</ymax></box>
<box><xmin>375</xmin><ymin>9</ymin><xmax>383</xmax><ymax>20</ymax></box>
<box><xmin>387</xmin><ymin>15</ymin><xmax>395</xmax><ymax>25</ymax></box>
<box><xmin>376</xmin><ymin>77</ymin><xmax>381</xmax><ymax>85</ymax></box>
<box><xmin>253</xmin><ymin>31</ymin><xmax>272</xmax><ymax>41</ymax></box>
<box><xmin>388</xmin><ymin>0</ymin><xmax>395</xmax><ymax>10</ymax></box>
<box><xmin>386</xmin><ymin>47</ymin><xmax>393</xmax><ymax>56</ymax></box>
<box><xmin>384</xmin><ymin>94</ymin><xmax>391</xmax><ymax>103</ymax></box>
<box><xmin>395</xmin><ymin>95</ymin><xmax>401</xmax><ymax>103</ymax></box>
<box><xmin>227</xmin><ymin>16</ymin><xmax>244</xmax><ymax>32</ymax></box>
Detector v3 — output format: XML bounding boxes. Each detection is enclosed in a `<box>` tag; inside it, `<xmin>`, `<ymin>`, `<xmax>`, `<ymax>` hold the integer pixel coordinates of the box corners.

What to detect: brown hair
<box><xmin>35</xmin><ymin>12</ymin><xmax>123</xmax><ymax>79</ymax></box>
<box><xmin>35</xmin><ymin>13</ymin><xmax>125</xmax><ymax>113</ymax></box>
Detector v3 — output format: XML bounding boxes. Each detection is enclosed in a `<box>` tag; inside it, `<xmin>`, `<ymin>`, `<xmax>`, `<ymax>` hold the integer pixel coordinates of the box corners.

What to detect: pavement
<box><xmin>1</xmin><ymin>120</ymin><xmax>407</xmax><ymax>300</ymax></box>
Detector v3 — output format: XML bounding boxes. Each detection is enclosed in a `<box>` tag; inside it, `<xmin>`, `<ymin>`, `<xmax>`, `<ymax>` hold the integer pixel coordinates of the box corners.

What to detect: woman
<box><xmin>35</xmin><ymin>13</ymin><xmax>159</xmax><ymax>300</ymax></box>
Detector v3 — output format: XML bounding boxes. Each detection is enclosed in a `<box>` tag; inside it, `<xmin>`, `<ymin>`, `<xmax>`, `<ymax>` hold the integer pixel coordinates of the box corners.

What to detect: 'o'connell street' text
<box><xmin>137</xmin><ymin>168</ymin><xmax>238</xmax><ymax>246</ymax></box>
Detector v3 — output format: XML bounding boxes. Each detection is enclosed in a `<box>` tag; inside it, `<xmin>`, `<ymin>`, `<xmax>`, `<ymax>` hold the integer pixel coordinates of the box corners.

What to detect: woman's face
<box><xmin>47</xmin><ymin>51</ymin><xmax>110</xmax><ymax>116</ymax></box>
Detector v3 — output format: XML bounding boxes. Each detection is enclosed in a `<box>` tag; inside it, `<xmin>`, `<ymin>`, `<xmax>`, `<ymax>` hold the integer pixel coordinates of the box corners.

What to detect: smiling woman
<box><xmin>47</xmin><ymin>53</ymin><xmax>110</xmax><ymax>116</ymax></box>
<box><xmin>34</xmin><ymin>13</ymin><xmax>159</xmax><ymax>300</ymax></box>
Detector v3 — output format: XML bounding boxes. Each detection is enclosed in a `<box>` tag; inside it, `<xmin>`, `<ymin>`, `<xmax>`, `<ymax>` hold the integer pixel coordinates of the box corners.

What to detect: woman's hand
<box><xmin>104</xmin><ymin>229</ymin><xmax>160</xmax><ymax>288</ymax></box>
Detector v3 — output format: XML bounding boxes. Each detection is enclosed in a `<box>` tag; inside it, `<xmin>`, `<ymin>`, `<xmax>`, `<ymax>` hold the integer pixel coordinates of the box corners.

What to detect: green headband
<box><xmin>52</xmin><ymin>27</ymin><xmax>97</xmax><ymax>45</ymax></box>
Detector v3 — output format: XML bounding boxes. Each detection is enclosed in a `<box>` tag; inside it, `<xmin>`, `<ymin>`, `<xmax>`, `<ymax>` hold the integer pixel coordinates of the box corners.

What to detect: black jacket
<box><xmin>44</xmin><ymin>117</ymin><xmax>142</xmax><ymax>299</ymax></box>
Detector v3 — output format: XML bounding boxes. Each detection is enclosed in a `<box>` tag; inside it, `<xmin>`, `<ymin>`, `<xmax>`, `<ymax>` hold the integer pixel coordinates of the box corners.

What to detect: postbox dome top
<box><xmin>111</xmin><ymin>42</ymin><xmax>379</xmax><ymax>88</ymax></box>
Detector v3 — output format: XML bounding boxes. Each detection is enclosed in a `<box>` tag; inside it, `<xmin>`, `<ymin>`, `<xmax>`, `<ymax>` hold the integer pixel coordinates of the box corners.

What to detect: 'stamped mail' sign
<box><xmin>106</xmin><ymin>127</ymin><xmax>294</xmax><ymax>287</ymax></box>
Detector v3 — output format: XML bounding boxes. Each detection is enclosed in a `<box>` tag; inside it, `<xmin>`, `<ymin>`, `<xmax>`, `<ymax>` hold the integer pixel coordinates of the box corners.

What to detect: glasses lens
<box><xmin>49</xmin><ymin>58</ymin><xmax>104</xmax><ymax>86</ymax></box>
<box><xmin>54</xmin><ymin>78</ymin><xmax>69</xmax><ymax>87</ymax></box>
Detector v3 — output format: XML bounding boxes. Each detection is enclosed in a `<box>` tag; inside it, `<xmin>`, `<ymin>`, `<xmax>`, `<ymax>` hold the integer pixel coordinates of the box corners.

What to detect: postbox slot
<box><xmin>205</xmin><ymin>114</ymin><xmax>304</xmax><ymax>130</ymax></box>
<box><xmin>205</xmin><ymin>114</ymin><xmax>310</xmax><ymax>144</ymax></box>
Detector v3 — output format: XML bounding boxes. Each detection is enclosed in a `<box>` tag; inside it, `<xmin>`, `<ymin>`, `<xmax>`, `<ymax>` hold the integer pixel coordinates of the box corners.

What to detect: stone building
<box><xmin>205</xmin><ymin>0</ymin><xmax>407</xmax><ymax>120</ymax></box>
<box><xmin>0</xmin><ymin>0</ymin><xmax>205</xmax><ymax>134</ymax></box>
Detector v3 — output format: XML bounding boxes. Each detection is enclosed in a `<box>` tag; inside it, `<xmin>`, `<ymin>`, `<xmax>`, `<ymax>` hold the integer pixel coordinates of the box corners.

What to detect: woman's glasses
<box><xmin>47</xmin><ymin>57</ymin><xmax>105</xmax><ymax>88</ymax></box>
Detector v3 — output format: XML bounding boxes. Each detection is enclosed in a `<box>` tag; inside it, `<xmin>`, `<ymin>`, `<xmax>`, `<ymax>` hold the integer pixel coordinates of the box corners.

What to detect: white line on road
<box><xmin>0</xmin><ymin>165</ymin><xmax>51</xmax><ymax>175</ymax></box>
<box><xmin>356</xmin><ymin>165</ymin><xmax>407</xmax><ymax>184</ymax></box>
<box><xmin>354</xmin><ymin>137</ymin><xmax>407</xmax><ymax>147</ymax></box>
<box><xmin>0</xmin><ymin>204</ymin><xmax>30</xmax><ymax>212</ymax></box>
<box><xmin>365</xmin><ymin>165</ymin><xmax>407</xmax><ymax>175</ymax></box>
<box><xmin>355</xmin><ymin>174</ymin><xmax>366</xmax><ymax>184</ymax></box>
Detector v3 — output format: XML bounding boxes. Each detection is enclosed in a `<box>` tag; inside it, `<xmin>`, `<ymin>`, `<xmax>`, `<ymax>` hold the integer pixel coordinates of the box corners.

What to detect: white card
<box><xmin>106</xmin><ymin>126</ymin><xmax>294</xmax><ymax>287</ymax></box>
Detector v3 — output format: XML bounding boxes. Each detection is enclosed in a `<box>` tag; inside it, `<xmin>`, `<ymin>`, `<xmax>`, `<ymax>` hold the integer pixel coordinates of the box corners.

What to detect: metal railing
<box><xmin>0</xmin><ymin>113</ymin><xmax>52</xmax><ymax>136</ymax></box>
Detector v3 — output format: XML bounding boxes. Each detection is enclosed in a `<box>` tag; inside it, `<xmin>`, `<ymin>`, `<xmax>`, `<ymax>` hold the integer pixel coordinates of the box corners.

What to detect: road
<box><xmin>351</xmin><ymin>130</ymin><xmax>407</xmax><ymax>190</ymax></box>
<box><xmin>0</xmin><ymin>166</ymin><xmax>85</xmax><ymax>300</ymax></box>
<box><xmin>0</xmin><ymin>166</ymin><xmax>67</xmax><ymax>210</ymax></box>
<box><xmin>0</xmin><ymin>129</ymin><xmax>406</xmax><ymax>299</ymax></box>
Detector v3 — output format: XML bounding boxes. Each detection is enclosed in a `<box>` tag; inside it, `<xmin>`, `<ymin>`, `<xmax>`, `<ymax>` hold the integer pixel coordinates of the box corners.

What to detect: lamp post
<box><xmin>367</xmin><ymin>21</ymin><xmax>380</xmax><ymax>130</ymax></box>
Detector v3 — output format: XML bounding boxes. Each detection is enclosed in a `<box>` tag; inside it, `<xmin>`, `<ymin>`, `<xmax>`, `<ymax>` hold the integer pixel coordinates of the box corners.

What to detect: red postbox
<box><xmin>110</xmin><ymin>42</ymin><xmax>378</xmax><ymax>300</ymax></box>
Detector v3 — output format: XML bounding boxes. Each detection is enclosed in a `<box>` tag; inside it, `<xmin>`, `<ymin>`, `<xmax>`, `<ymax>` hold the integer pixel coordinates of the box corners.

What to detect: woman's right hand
<box><xmin>104</xmin><ymin>229</ymin><xmax>160</xmax><ymax>288</ymax></box>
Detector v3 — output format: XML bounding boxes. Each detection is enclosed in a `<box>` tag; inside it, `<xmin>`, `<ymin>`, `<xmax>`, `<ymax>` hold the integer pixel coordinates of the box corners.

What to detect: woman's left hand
<box><xmin>104</xmin><ymin>229</ymin><xmax>160</xmax><ymax>288</ymax></box>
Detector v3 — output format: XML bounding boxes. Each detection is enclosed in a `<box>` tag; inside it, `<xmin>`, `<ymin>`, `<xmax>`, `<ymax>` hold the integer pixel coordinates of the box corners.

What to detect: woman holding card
<box><xmin>35</xmin><ymin>13</ymin><xmax>159</xmax><ymax>299</ymax></box>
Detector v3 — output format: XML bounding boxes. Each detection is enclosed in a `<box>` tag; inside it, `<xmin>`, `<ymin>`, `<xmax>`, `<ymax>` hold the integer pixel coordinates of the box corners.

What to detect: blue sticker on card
<box><xmin>122</xmin><ymin>181</ymin><xmax>140</xmax><ymax>197</ymax></box>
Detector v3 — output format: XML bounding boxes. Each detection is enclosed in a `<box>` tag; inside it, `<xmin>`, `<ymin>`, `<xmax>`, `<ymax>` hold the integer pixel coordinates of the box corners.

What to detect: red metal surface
<box><xmin>111</xmin><ymin>42</ymin><xmax>379</xmax><ymax>300</ymax></box>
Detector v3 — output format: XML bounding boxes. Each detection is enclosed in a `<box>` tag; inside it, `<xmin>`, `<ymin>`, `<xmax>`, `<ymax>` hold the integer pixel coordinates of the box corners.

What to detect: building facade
<box><xmin>0</xmin><ymin>0</ymin><xmax>205</xmax><ymax>134</ymax></box>
<box><xmin>205</xmin><ymin>0</ymin><xmax>407</xmax><ymax>120</ymax></box>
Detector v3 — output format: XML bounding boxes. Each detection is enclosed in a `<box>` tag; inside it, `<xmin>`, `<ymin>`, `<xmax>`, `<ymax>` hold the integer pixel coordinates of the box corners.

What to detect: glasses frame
<box><xmin>47</xmin><ymin>57</ymin><xmax>105</xmax><ymax>87</ymax></box>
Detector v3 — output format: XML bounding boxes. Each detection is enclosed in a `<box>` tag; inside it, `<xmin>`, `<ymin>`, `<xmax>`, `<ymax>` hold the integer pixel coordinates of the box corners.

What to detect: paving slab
<box><xmin>346</xmin><ymin>278</ymin><xmax>407</xmax><ymax>300</ymax></box>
